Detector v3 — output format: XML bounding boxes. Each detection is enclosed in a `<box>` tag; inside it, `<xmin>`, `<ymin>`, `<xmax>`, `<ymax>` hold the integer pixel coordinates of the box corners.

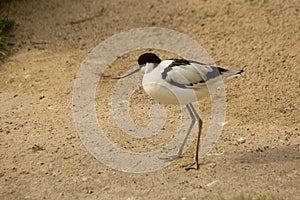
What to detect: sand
<box><xmin>0</xmin><ymin>0</ymin><xmax>299</xmax><ymax>199</ymax></box>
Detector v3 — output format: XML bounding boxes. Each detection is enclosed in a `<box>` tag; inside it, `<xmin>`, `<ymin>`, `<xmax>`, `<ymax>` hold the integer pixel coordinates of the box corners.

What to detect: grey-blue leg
<box><xmin>185</xmin><ymin>103</ymin><xmax>203</xmax><ymax>170</ymax></box>
<box><xmin>159</xmin><ymin>104</ymin><xmax>196</xmax><ymax>161</ymax></box>
<box><xmin>175</xmin><ymin>104</ymin><xmax>197</xmax><ymax>157</ymax></box>
<box><xmin>159</xmin><ymin>103</ymin><xmax>202</xmax><ymax>170</ymax></box>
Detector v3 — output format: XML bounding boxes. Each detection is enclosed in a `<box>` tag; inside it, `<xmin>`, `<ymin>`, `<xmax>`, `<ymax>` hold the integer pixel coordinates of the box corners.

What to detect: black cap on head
<box><xmin>138</xmin><ymin>53</ymin><xmax>161</xmax><ymax>65</ymax></box>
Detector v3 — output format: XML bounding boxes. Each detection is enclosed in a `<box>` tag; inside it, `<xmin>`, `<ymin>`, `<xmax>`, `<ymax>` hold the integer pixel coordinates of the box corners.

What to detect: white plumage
<box><xmin>116</xmin><ymin>53</ymin><xmax>243</xmax><ymax>170</ymax></box>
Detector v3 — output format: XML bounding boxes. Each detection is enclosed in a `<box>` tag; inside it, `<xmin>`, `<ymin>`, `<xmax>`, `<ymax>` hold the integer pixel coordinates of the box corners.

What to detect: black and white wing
<box><xmin>161</xmin><ymin>59</ymin><xmax>242</xmax><ymax>88</ymax></box>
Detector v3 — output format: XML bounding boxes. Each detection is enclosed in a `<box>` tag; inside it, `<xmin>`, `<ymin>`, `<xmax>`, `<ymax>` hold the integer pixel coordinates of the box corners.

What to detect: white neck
<box><xmin>141</xmin><ymin>63</ymin><xmax>158</xmax><ymax>74</ymax></box>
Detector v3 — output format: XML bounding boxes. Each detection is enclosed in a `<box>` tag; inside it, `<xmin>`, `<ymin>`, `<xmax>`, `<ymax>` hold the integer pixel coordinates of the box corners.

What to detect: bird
<box><xmin>115</xmin><ymin>53</ymin><xmax>243</xmax><ymax>170</ymax></box>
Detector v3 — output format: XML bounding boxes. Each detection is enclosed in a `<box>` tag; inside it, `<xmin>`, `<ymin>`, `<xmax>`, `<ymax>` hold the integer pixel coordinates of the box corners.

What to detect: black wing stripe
<box><xmin>161</xmin><ymin>60</ymin><xmax>229</xmax><ymax>88</ymax></box>
<box><xmin>162</xmin><ymin>59</ymin><xmax>190</xmax><ymax>79</ymax></box>
<box><xmin>161</xmin><ymin>66</ymin><xmax>172</xmax><ymax>79</ymax></box>
<box><xmin>168</xmin><ymin>79</ymin><xmax>187</xmax><ymax>88</ymax></box>
<box><xmin>168</xmin><ymin>59</ymin><xmax>190</xmax><ymax>68</ymax></box>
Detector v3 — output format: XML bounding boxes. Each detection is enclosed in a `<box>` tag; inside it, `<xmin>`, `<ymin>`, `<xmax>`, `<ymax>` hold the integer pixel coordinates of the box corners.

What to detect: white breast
<box><xmin>142</xmin><ymin>65</ymin><xmax>207</xmax><ymax>105</ymax></box>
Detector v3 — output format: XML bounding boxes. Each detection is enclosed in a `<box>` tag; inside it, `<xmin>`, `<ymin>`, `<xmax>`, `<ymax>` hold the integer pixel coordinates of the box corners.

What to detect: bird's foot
<box><xmin>183</xmin><ymin>161</ymin><xmax>199</xmax><ymax>171</ymax></box>
<box><xmin>159</xmin><ymin>154</ymin><xmax>182</xmax><ymax>162</ymax></box>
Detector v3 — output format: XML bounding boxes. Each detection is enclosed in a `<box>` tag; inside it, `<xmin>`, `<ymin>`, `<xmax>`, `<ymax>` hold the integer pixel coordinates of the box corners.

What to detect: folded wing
<box><xmin>161</xmin><ymin>60</ymin><xmax>242</xmax><ymax>88</ymax></box>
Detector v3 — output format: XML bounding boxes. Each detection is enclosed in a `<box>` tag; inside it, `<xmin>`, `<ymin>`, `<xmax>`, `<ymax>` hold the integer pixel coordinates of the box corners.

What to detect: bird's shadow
<box><xmin>236</xmin><ymin>144</ymin><xmax>300</xmax><ymax>164</ymax></box>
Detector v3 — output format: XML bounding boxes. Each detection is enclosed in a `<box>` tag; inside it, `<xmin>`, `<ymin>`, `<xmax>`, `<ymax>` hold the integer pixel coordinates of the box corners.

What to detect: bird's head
<box><xmin>114</xmin><ymin>53</ymin><xmax>161</xmax><ymax>79</ymax></box>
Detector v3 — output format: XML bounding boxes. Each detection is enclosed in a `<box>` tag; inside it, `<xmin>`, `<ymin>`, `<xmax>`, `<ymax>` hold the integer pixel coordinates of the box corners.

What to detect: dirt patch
<box><xmin>0</xmin><ymin>0</ymin><xmax>299</xmax><ymax>199</ymax></box>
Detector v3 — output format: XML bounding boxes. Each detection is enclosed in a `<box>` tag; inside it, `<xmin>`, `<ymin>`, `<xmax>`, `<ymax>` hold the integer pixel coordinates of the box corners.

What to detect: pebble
<box><xmin>237</xmin><ymin>137</ymin><xmax>246</xmax><ymax>144</ymax></box>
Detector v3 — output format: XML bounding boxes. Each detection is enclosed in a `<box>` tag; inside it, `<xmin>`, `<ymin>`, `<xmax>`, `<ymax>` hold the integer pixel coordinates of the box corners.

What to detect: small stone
<box><xmin>237</xmin><ymin>137</ymin><xmax>246</xmax><ymax>144</ymax></box>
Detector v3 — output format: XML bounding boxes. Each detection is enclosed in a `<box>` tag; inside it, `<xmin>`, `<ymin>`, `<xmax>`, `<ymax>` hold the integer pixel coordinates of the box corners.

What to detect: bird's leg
<box><xmin>185</xmin><ymin>103</ymin><xmax>203</xmax><ymax>171</ymax></box>
<box><xmin>159</xmin><ymin>104</ymin><xmax>196</xmax><ymax>161</ymax></box>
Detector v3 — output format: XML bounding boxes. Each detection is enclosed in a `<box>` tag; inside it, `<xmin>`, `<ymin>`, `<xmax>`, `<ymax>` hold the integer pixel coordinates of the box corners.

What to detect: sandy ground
<box><xmin>0</xmin><ymin>0</ymin><xmax>299</xmax><ymax>199</ymax></box>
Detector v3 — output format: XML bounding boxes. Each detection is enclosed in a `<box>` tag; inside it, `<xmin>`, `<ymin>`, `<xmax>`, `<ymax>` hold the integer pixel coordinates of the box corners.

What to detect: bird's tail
<box><xmin>221</xmin><ymin>69</ymin><xmax>243</xmax><ymax>81</ymax></box>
